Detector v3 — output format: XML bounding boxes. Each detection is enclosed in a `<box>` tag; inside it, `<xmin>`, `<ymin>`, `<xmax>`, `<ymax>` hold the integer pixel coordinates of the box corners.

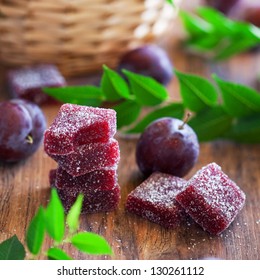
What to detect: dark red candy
<box><xmin>51</xmin><ymin>167</ymin><xmax>120</xmax><ymax>213</ymax></box>
<box><xmin>176</xmin><ymin>162</ymin><xmax>246</xmax><ymax>235</ymax></box>
<box><xmin>48</xmin><ymin>139</ymin><xmax>120</xmax><ymax>177</ymax></box>
<box><xmin>7</xmin><ymin>64</ymin><xmax>66</xmax><ymax>105</ymax></box>
<box><xmin>44</xmin><ymin>104</ymin><xmax>117</xmax><ymax>155</ymax></box>
<box><xmin>55</xmin><ymin>166</ymin><xmax>118</xmax><ymax>192</ymax></box>
<box><xmin>56</xmin><ymin>185</ymin><xmax>120</xmax><ymax>213</ymax></box>
<box><xmin>126</xmin><ymin>172</ymin><xmax>187</xmax><ymax>228</ymax></box>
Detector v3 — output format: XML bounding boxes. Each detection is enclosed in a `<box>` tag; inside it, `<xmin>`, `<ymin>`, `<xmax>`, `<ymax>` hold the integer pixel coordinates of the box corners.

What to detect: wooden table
<box><xmin>0</xmin><ymin>44</ymin><xmax>260</xmax><ymax>260</ymax></box>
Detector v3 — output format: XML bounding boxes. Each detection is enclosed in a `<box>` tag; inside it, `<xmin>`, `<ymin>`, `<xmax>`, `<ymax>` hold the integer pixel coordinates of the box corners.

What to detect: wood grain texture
<box><xmin>0</xmin><ymin>47</ymin><xmax>260</xmax><ymax>260</ymax></box>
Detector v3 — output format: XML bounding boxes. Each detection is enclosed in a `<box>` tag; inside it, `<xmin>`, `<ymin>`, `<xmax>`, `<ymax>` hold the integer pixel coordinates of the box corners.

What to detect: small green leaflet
<box><xmin>47</xmin><ymin>247</ymin><xmax>73</xmax><ymax>260</ymax></box>
<box><xmin>43</xmin><ymin>85</ymin><xmax>104</xmax><ymax>106</ymax></box>
<box><xmin>213</xmin><ymin>75</ymin><xmax>260</xmax><ymax>117</ymax></box>
<box><xmin>66</xmin><ymin>194</ymin><xmax>83</xmax><ymax>234</ymax></box>
<box><xmin>26</xmin><ymin>206</ymin><xmax>45</xmax><ymax>255</ymax></box>
<box><xmin>71</xmin><ymin>232</ymin><xmax>112</xmax><ymax>255</ymax></box>
<box><xmin>180</xmin><ymin>7</ymin><xmax>260</xmax><ymax>60</ymax></box>
<box><xmin>214</xmin><ymin>39</ymin><xmax>259</xmax><ymax>60</ymax></box>
<box><xmin>180</xmin><ymin>10</ymin><xmax>212</xmax><ymax>37</ymax></box>
<box><xmin>122</xmin><ymin>69</ymin><xmax>168</xmax><ymax>106</ymax></box>
<box><xmin>175</xmin><ymin>70</ymin><xmax>218</xmax><ymax>112</ymax></box>
<box><xmin>101</xmin><ymin>65</ymin><xmax>131</xmax><ymax>101</ymax></box>
<box><xmin>45</xmin><ymin>188</ymin><xmax>65</xmax><ymax>243</ymax></box>
<box><xmin>113</xmin><ymin>100</ymin><xmax>141</xmax><ymax>129</ymax></box>
<box><xmin>126</xmin><ymin>103</ymin><xmax>184</xmax><ymax>134</ymax></box>
<box><xmin>187</xmin><ymin>35</ymin><xmax>220</xmax><ymax>50</ymax></box>
<box><xmin>0</xmin><ymin>235</ymin><xmax>25</xmax><ymax>260</ymax></box>
<box><xmin>166</xmin><ymin>0</ymin><xmax>174</xmax><ymax>6</ymax></box>
<box><xmin>197</xmin><ymin>7</ymin><xmax>235</xmax><ymax>35</ymax></box>
<box><xmin>188</xmin><ymin>106</ymin><xmax>233</xmax><ymax>142</ymax></box>
<box><xmin>224</xmin><ymin>114</ymin><xmax>260</xmax><ymax>143</ymax></box>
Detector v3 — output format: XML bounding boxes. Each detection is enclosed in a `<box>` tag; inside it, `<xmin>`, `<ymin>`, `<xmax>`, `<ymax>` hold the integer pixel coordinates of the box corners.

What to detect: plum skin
<box><xmin>117</xmin><ymin>44</ymin><xmax>174</xmax><ymax>86</ymax></box>
<box><xmin>205</xmin><ymin>0</ymin><xmax>239</xmax><ymax>14</ymax></box>
<box><xmin>136</xmin><ymin>117</ymin><xmax>199</xmax><ymax>177</ymax></box>
<box><xmin>0</xmin><ymin>99</ymin><xmax>46</xmax><ymax>163</ymax></box>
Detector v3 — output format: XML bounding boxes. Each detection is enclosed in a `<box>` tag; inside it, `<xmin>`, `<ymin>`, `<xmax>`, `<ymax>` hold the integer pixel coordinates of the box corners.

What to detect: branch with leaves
<box><xmin>176</xmin><ymin>71</ymin><xmax>260</xmax><ymax>143</ymax></box>
<box><xmin>180</xmin><ymin>7</ymin><xmax>260</xmax><ymax>60</ymax></box>
<box><xmin>0</xmin><ymin>189</ymin><xmax>112</xmax><ymax>260</ymax></box>
<box><xmin>44</xmin><ymin>66</ymin><xmax>260</xmax><ymax>143</ymax></box>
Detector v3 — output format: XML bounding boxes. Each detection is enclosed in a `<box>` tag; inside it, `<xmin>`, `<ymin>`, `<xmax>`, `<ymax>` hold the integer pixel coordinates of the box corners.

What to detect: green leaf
<box><xmin>101</xmin><ymin>65</ymin><xmax>131</xmax><ymax>101</ymax></box>
<box><xmin>43</xmin><ymin>85</ymin><xmax>104</xmax><ymax>106</ymax></box>
<box><xmin>175</xmin><ymin>70</ymin><xmax>218</xmax><ymax>112</ymax></box>
<box><xmin>47</xmin><ymin>247</ymin><xmax>73</xmax><ymax>260</ymax></box>
<box><xmin>166</xmin><ymin>0</ymin><xmax>174</xmax><ymax>5</ymax></box>
<box><xmin>180</xmin><ymin>10</ymin><xmax>212</xmax><ymax>37</ymax></box>
<box><xmin>215</xmin><ymin>39</ymin><xmax>259</xmax><ymax>60</ymax></box>
<box><xmin>213</xmin><ymin>75</ymin><xmax>260</xmax><ymax>117</ymax></box>
<box><xmin>224</xmin><ymin>114</ymin><xmax>260</xmax><ymax>143</ymax></box>
<box><xmin>0</xmin><ymin>235</ymin><xmax>25</xmax><ymax>260</ymax></box>
<box><xmin>126</xmin><ymin>103</ymin><xmax>184</xmax><ymax>134</ymax></box>
<box><xmin>187</xmin><ymin>35</ymin><xmax>220</xmax><ymax>50</ymax></box>
<box><xmin>113</xmin><ymin>100</ymin><xmax>141</xmax><ymax>129</ymax></box>
<box><xmin>198</xmin><ymin>7</ymin><xmax>235</xmax><ymax>35</ymax></box>
<box><xmin>188</xmin><ymin>106</ymin><xmax>233</xmax><ymax>141</ymax></box>
<box><xmin>71</xmin><ymin>232</ymin><xmax>112</xmax><ymax>255</ymax></box>
<box><xmin>122</xmin><ymin>70</ymin><xmax>168</xmax><ymax>106</ymax></box>
<box><xmin>26</xmin><ymin>206</ymin><xmax>45</xmax><ymax>255</ymax></box>
<box><xmin>181</xmin><ymin>7</ymin><xmax>260</xmax><ymax>59</ymax></box>
<box><xmin>45</xmin><ymin>188</ymin><xmax>65</xmax><ymax>243</ymax></box>
<box><xmin>66</xmin><ymin>194</ymin><xmax>83</xmax><ymax>234</ymax></box>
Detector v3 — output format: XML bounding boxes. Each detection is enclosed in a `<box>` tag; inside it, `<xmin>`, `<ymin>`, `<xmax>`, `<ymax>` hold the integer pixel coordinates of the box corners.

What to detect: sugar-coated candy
<box><xmin>55</xmin><ymin>166</ymin><xmax>118</xmax><ymax>193</ymax></box>
<box><xmin>7</xmin><ymin>64</ymin><xmax>66</xmax><ymax>104</ymax></box>
<box><xmin>48</xmin><ymin>139</ymin><xmax>120</xmax><ymax>177</ymax></box>
<box><xmin>126</xmin><ymin>172</ymin><xmax>187</xmax><ymax>228</ymax></box>
<box><xmin>51</xmin><ymin>167</ymin><xmax>120</xmax><ymax>213</ymax></box>
<box><xmin>56</xmin><ymin>185</ymin><xmax>120</xmax><ymax>213</ymax></box>
<box><xmin>176</xmin><ymin>162</ymin><xmax>246</xmax><ymax>235</ymax></box>
<box><xmin>44</xmin><ymin>104</ymin><xmax>117</xmax><ymax>155</ymax></box>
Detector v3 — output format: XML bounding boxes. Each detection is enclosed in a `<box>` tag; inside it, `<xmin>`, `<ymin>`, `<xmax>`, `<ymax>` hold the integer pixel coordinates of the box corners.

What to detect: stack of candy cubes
<box><xmin>44</xmin><ymin>103</ymin><xmax>120</xmax><ymax>213</ymax></box>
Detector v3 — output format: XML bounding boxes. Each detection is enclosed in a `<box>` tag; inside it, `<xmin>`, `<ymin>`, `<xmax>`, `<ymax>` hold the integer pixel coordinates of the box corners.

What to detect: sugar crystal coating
<box><xmin>55</xmin><ymin>166</ymin><xmax>118</xmax><ymax>192</ymax></box>
<box><xmin>56</xmin><ymin>185</ymin><xmax>120</xmax><ymax>213</ymax></box>
<box><xmin>44</xmin><ymin>104</ymin><xmax>116</xmax><ymax>155</ymax></box>
<box><xmin>126</xmin><ymin>172</ymin><xmax>187</xmax><ymax>228</ymax></box>
<box><xmin>176</xmin><ymin>162</ymin><xmax>246</xmax><ymax>235</ymax></box>
<box><xmin>50</xmin><ymin>167</ymin><xmax>120</xmax><ymax>213</ymax></box>
<box><xmin>7</xmin><ymin>64</ymin><xmax>66</xmax><ymax>104</ymax></box>
<box><xmin>48</xmin><ymin>139</ymin><xmax>120</xmax><ymax>176</ymax></box>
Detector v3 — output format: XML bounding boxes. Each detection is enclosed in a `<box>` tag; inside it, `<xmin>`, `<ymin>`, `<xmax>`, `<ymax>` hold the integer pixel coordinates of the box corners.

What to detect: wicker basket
<box><xmin>0</xmin><ymin>0</ymin><xmax>180</xmax><ymax>77</ymax></box>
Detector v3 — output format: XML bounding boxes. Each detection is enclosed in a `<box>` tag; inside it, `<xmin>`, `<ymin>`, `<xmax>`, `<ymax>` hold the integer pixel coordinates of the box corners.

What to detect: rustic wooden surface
<box><xmin>0</xmin><ymin>43</ymin><xmax>260</xmax><ymax>260</ymax></box>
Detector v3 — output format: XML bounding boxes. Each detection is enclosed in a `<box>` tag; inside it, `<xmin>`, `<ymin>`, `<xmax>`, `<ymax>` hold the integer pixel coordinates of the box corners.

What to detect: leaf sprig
<box><xmin>177</xmin><ymin>71</ymin><xmax>260</xmax><ymax>143</ymax></box>
<box><xmin>0</xmin><ymin>189</ymin><xmax>112</xmax><ymax>260</ymax></box>
<box><xmin>180</xmin><ymin>7</ymin><xmax>260</xmax><ymax>60</ymax></box>
<box><xmin>44</xmin><ymin>65</ymin><xmax>183</xmax><ymax>133</ymax></box>
<box><xmin>43</xmin><ymin>66</ymin><xmax>260</xmax><ymax>143</ymax></box>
